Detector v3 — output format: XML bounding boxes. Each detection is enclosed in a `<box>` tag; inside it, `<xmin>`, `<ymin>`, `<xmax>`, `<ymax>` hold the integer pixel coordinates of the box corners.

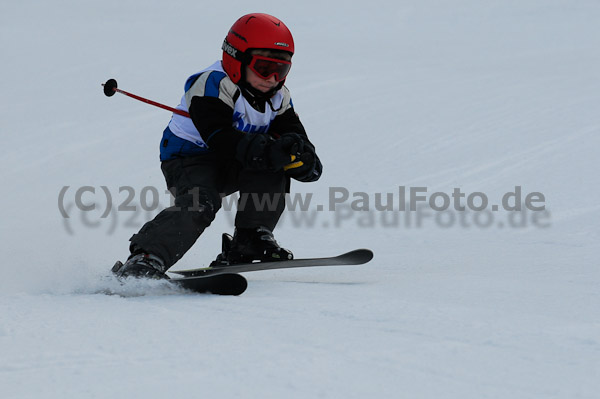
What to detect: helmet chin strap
<box><xmin>239</xmin><ymin>75</ymin><xmax>284</xmax><ymax>112</ymax></box>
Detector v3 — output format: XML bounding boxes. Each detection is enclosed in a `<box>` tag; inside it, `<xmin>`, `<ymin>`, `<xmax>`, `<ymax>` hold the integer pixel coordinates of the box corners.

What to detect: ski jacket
<box><xmin>160</xmin><ymin>61</ymin><xmax>321</xmax><ymax>182</ymax></box>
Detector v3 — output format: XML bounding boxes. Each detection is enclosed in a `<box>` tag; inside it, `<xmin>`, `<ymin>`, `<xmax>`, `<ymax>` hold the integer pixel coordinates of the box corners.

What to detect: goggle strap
<box><xmin>222</xmin><ymin>39</ymin><xmax>251</xmax><ymax>64</ymax></box>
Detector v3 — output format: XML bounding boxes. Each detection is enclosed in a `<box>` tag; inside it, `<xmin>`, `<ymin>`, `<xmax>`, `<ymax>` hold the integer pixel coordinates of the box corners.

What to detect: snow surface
<box><xmin>1</xmin><ymin>0</ymin><xmax>599</xmax><ymax>398</ymax></box>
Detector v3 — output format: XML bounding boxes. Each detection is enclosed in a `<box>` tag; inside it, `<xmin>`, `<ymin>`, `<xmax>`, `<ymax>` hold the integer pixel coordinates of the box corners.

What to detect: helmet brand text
<box><xmin>222</xmin><ymin>41</ymin><xmax>238</xmax><ymax>58</ymax></box>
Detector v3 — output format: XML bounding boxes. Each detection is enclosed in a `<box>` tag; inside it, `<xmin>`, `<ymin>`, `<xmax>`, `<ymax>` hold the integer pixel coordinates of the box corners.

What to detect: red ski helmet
<box><xmin>222</xmin><ymin>13</ymin><xmax>295</xmax><ymax>84</ymax></box>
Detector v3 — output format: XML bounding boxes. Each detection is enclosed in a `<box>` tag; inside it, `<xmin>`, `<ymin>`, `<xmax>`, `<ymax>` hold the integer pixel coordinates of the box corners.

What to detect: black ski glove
<box><xmin>284</xmin><ymin>140</ymin><xmax>321</xmax><ymax>182</ymax></box>
<box><xmin>236</xmin><ymin>133</ymin><xmax>304</xmax><ymax>171</ymax></box>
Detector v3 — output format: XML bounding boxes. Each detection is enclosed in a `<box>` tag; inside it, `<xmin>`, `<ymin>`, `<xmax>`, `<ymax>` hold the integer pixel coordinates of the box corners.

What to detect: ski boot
<box><xmin>111</xmin><ymin>253</ymin><xmax>168</xmax><ymax>279</ymax></box>
<box><xmin>211</xmin><ymin>226</ymin><xmax>293</xmax><ymax>266</ymax></box>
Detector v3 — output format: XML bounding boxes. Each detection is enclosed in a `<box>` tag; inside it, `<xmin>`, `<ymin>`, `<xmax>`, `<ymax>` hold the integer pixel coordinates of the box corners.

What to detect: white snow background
<box><xmin>1</xmin><ymin>0</ymin><xmax>599</xmax><ymax>398</ymax></box>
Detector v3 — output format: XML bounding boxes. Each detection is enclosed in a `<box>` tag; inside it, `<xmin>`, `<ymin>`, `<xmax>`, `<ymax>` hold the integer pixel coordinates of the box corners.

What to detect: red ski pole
<box><xmin>102</xmin><ymin>78</ymin><xmax>190</xmax><ymax>118</ymax></box>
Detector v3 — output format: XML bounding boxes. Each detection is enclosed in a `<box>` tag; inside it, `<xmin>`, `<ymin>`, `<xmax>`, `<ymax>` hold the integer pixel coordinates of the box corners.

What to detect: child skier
<box><xmin>113</xmin><ymin>13</ymin><xmax>322</xmax><ymax>279</ymax></box>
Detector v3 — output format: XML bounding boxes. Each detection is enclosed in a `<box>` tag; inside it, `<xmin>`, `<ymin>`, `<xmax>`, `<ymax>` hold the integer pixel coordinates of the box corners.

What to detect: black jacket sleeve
<box><xmin>188</xmin><ymin>96</ymin><xmax>244</xmax><ymax>160</ymax></box>
<box><xmin>188</xmin><ymin>92</ymin><xmax>321</xmax><ymax>181</ymax></box>
<box><xmin>269</xmin><ymin>107</ymin><xmax>308</xmax><ymax>139</ymax></box>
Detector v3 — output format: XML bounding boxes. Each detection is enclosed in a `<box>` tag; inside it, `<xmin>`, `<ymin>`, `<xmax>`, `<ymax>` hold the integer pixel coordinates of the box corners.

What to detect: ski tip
<box><xmin>347</xmin><ymin>248</ymin><xmax>374</xmax><ymax>264</ymax></box>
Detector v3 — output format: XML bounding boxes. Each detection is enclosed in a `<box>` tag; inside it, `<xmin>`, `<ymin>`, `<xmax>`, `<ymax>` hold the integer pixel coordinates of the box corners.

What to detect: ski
<box><xmin>169</xmin><ymin>273</ymin><xmax>247</xmax><ymax>296</ymax></box>
<box><xmin>111</xmin><ymin>260</ymin><xmax>247</xmax><ymax>296</ymax></box>
<box><xmin>171</xmin><ymin>249</ymin><xmax>373</xmax><ymax>278</ymax></box>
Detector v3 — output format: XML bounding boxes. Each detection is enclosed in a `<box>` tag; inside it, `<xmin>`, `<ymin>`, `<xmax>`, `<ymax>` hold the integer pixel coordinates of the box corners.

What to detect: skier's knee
<box><xmin>175</xmin><ymin>191</ymin><xmax>220</xmax><ymax>225</ymax></box>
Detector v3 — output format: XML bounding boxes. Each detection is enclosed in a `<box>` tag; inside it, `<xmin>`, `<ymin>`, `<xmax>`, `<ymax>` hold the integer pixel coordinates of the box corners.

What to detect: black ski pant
<box><xmin>129</xmin><ymin>153</ymin><xmax>288</xmax><ymax>268</ymax></box>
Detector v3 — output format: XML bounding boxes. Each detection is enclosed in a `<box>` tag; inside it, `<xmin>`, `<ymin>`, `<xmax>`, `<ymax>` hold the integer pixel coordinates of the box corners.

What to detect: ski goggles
<box><xmin>248</xmin><ymin>55</ymin><xmax>292</xmax><ymax>82</ymax></box>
